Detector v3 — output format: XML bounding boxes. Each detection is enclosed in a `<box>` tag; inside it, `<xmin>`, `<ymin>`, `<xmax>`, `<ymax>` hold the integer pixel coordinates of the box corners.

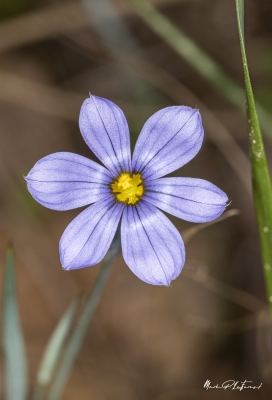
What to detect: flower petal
<box><xmin>132</xmin><ymin>106</ymin><xmax>204</xmax><ymax>180</ymax></box>
<box><xmin>25</xmin><ymin>152</ymin><xmax>112</xmax><ymax>211</ymax></box>
<box><xmin>79</xmin><ymin>95</ymin><xmax>131</xmax><ymax>176</ymax></box>
<box><xmin>144</xmin><ymin>177</ymin><xmax>228</xmax><ymax>223</ymax></box>
<box><xmin>121</xmin><ymin>201</ymin><xmax>185</xmax><ymax>286</ymax></box>
<box><xmin>60</xmin><ymin>197</ymin><xmax>124</xmax><ymax>270</ymax></box>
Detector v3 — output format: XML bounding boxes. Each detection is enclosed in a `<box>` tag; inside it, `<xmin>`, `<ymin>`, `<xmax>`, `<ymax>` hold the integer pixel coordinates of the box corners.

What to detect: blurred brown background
<box><xmin>1</xmin><ymin>0</ymin><xmax>272</xmax><ymax>399</ymax></box>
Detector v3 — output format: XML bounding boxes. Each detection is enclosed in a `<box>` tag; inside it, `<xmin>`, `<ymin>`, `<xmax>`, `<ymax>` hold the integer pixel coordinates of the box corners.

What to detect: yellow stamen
<box><xmin>111</xmin><ymin>173</ymin><xmax>144</xmax><ymax>205</ymax></box>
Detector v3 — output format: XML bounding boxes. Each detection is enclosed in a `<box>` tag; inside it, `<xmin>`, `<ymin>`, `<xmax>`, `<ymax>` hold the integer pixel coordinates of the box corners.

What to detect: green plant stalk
<box><xmin>31</xmin><ymin>294</ymin><xmax>81</xmax><ymax>400</ymax></box>
<box><xmin>126</xmin><ymin>0</ymin><xmax>272</xmax><ymax>137</ymax></box>
<box><xmin>46</xmin><ymin>233</ymin><xmax>121</xmax><ymax>400</ymax></box>
<box><xmin>235</xmin><ymin>0</ymin><xmax>272</xmax><ymax>314</ymax></box>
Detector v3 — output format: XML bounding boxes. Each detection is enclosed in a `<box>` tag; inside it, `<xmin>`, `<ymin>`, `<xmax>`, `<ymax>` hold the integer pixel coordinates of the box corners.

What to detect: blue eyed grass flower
<box><xmin>26</xmin><ymin>95</ymin><xmax>228</xmax><ymax>286</ymax></box>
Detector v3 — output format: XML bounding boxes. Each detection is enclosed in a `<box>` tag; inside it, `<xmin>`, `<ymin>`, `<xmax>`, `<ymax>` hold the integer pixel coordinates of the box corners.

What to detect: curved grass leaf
<box><xmin>235</xmin><ymin>0</ymin><xmax>272</xmax><ymax>314</ymax></box>
<box><xmin>31</xmin><ymin>294</ymin><xmax>81</xmax><ymax>400</ymax></box>
<box><xmin>2</xmin><ymin>247</ymin><xmax>28</xmax><ymax>400</ymax></box>
<box><xmin>126</xmin><ymin>0</ymin><xmax>272</xmax><ymax>138</ymax></box>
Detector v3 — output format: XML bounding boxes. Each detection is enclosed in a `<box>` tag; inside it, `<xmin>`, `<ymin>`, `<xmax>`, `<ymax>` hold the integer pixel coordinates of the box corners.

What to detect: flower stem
<box><xmin>46</xmin><ymin>231</ymin><xmax>121</xmax><ymax>400</ymax></box>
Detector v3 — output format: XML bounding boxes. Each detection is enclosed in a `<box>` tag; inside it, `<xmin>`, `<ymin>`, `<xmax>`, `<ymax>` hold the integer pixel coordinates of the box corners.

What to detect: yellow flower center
<box><xmin>111</xmin><ymin>173</ymin><xmax>144</xmax><ymax>205</ymax></box>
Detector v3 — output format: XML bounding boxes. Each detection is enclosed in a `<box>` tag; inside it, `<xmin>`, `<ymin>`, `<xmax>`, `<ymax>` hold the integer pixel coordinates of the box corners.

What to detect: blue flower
<box><xmin>26</xmin><ymin>95</ymin><xmax>228</xmax><ymax>286</ymax></box>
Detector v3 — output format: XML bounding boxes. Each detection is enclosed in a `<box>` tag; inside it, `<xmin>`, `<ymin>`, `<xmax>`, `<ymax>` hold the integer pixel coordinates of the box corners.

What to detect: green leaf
<box><xmin>235</xmin><ymin>0</ymin><xmax>272</xmax><ymax>314</ymax></box>
<box><xmin>46</xmin><ymin>233</ymin><xmax>120</xmax><ymax>400</ymax></box>
<box><xmin>31</xmin><ymin>294</ymin><xmax>81</xmax><ymax>400</ymax></box>
<box><xmin>2</xmin><ymin>247</ymin><xmax>28</xmax><ymax>400</ymax></box>
<box><xmin>126</xmin><ymin>0</ymin><xmax>272</xmax><ymax>138</ymax></box>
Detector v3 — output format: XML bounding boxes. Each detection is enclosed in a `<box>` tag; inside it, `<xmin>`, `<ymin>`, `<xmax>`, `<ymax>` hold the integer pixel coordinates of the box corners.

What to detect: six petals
<box><xmin>26</xmin><ymin>95</ymin><xmax>228</xmax><ymax>286</ymax></box>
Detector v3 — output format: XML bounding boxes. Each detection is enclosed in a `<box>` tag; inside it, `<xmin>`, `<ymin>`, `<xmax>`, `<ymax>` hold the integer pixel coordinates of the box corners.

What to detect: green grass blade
<box><xmin>2</xmin><ymin>247</ymin><xmax>28</xmax><ymax>400</ymax></box>
<box><xmin>237</xmin><ymin>0</ymin><xmax>244</xmax><ymax>40</ymax></box>
<box><xmin>46</xmin><ymin>234</ymin><xmax>121</xmax><ymax>400</ymax></box>
<box><xmin>31</xmin><ymin>294</ymin><xmax>81</xmax><ymax>400</ymax></box>
<box><xmin>126</xmin><ymin>0</ymin><xmax>272</xmax><ymax>137</ymax></box>
<box><xmin>235</xmin><ymin>0</ymin><xmax>272</xmax><ymax>314</ymax></box>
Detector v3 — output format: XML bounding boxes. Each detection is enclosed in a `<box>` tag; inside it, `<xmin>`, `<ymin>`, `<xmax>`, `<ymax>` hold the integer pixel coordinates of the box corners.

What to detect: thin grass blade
<box><xmin>235</xmin><ymin>0</ymin><xmax>272</xmax><ymax>314</ymax></box>
<box><xmin>46</xmin><ymin>233</ymin><xmax>121</xmax><ymax>400</ymax></box>
<box><xmin>31</xmin><ymin>294</ymin><xmax>81</xmax><ymax>400</ymax></box>
<box><xmin>2</xmin><ymin>247</ymin><xmax>28</xmax><ymax>400</ymax></box>
<box><xmin>182</xmin><ymin>209</ymin><xmax>240</xmax><ymax>244</ymax></box>
<box><xmin>125</xmin><ymin>0</ymin><xmax>272</xmax><ymax>137</ymax></box>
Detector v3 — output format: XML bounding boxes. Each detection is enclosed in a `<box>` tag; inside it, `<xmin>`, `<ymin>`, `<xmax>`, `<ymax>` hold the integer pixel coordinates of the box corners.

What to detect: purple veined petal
<box><xmin>121</xmin><ymin>201</ymin><xmax>185</xmax><ymax>286</ymax></box>
<box><xmin>144</xmin><ymin>177</ymin><xmax>228</xmax><ymax>223</ymax></box>
<box><xmin>25</xmin><ymin>152</ymin><xmax>113</xmax><ymax>211</ymax></box>
<box><xmin>60</xmin><ymin>197</ymin><xmax>124</xmax><ymax>270</ymax></box>
<box><xmin>79</xmin><ymin>95</ymin><xmax>131</xmax><ymax>177</ymax></box>
<box><xmin>132</xmin><ymin>106</ymin><xmax>204</xmax><ymax>180</ymax></box>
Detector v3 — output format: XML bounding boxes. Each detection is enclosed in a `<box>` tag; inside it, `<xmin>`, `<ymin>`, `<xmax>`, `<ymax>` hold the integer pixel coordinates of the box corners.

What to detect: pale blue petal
<box><xmin>132</xmin><ymin>106</ymin><xmax>203</xmax><ymax>180</ymax></box>
<box><xmin>121</xmin><ymin>201</ymin><xmax>185</xmax><ymax>286</ymax></box>
<box><xmin>79</xmin><ymin>95</ymin><xmax>131</xmax><ymax>176</ymax></box>
<box><xmin>25</xmin><ymin>152</ymin><xmax>112</xmax><ymax>210</ymax></box>
<box><xmin>145</xmin><ymin>177</ymin><xmax>228</xmax><ymax>223</ymax></box>
<box><xmin>60</xmin><ymin>197</ymin><xmax>124</xmax><ymax>270</ymax></box>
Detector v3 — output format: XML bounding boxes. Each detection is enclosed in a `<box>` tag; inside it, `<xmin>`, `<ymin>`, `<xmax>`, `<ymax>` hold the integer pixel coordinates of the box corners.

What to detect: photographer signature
<box><xmin>204</xmin><ymin>380</ymin><xmax>262</xmax><ymax>391</ymax></box>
